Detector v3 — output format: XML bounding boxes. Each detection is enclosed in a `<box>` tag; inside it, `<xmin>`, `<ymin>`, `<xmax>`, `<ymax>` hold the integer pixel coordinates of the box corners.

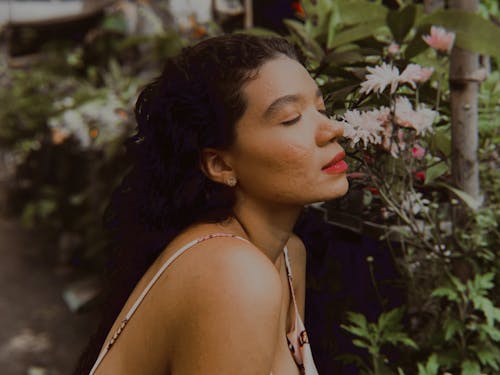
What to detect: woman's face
<box><xmin>227</xmin><ymin>55</ymin><xmax>349</xmax><ymax>207</ymax></box>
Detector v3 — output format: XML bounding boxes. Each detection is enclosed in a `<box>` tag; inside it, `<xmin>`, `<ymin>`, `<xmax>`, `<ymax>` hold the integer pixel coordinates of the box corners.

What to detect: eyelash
<box><xmin>281</xmin><ymin>116</ymin><xmax>301</xmax><ymax>126</ymax></box>
<box><xmin>280</xmin><ymin>109</ymin><xmax>329</xmax><ymax>126</ymax></box>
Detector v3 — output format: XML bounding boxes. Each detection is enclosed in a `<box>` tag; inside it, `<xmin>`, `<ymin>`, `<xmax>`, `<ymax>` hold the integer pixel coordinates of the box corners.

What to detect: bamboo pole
<box><xmin>244</xmin><ymin>0</ymin><xmax>253</xmax><ymax>29</ymax></box>
<box><xmin>449</xmin><ymin>0</ymin><xmax>481</xmax><ymax>205</ymax></box>
<box><xmin>448</xmin><ymin>0</ymin><xmax>481</xmax><ymax>282</ymax></box>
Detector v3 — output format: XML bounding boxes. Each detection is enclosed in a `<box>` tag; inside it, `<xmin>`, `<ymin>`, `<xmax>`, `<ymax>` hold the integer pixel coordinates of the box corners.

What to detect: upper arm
<box><xmin>287</xmin><ymin>234</ymin><xmax>307</xmax><ymax>320</ymax></box>
<box><xmin>171</xmin><ymin>245</ymin><xmax>282</xmax><ymax>375</ymax></box>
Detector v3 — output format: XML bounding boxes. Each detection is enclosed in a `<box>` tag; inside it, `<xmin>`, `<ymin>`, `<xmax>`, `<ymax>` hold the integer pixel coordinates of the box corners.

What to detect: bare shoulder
<box><xmin>170</xmin><ymin>238</ymin><xmax>283</xmax><ymax>374</ymax></box>
<box><xmin>183</xmin><ymin>237</ymin><xmax>283</xmax><ymax>299</ymax></box>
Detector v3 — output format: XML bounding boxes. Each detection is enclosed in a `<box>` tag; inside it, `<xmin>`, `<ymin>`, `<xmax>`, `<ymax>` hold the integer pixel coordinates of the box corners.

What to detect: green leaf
<box><xmin>431</xmin><ymin>286</ymin><xmax>459</xmax><ymax>302</ymax></box>
<box><xmin>387</xmin><ymin>5</ymin><xmax>417</xmax><ymax>43</ymax></box>
<box><xmin>434</xmin><ymin>182</ymin><xmax>481</xmax><ymax>210</ymax></box>
<box><xmin>449</xmin><ymin>274</ymin><xmax>467</xmax><ymax>292</ymax></box>
<box><xmin>346</xmin><ymin>311</ymin><xmax>369</xmax><ymax>330</ymax></box>
<box><xmin>352</xmin><ymin>338</ymin><xmax>371</xmax><ymax>349</ymax></box>
<box><xmin>404</xmin><ymin>25</ymin><xmax>431</xmax><ymax>59</ymax></box>
<box><xmin>324</xmin><ymin>50</ymin><xmax>364</xmax><ymax>66</ymax></box>
<box><xmin>475</xmin><ymin>272</ymin><xmax>495</xmax><ymax>290</ymax></box>
<box><xmin>284</xmin><ymin>19</ymin><xmax>325</xmax><ymax>61</ymax></box>
<box><xmin>429</xmin><ymin>127</ymin><xmax>451</xmax><ymax>157</ymax></box>
<box><xmin>424</xmin><ymin>161</ymin><xmax>449</xmax><ymax>184</ymax></box>
<box><xmin>481</xmin><ymin>324</ymin><xmax>500</xmax><ymax>341</ymax></box>
<box><xmin>341</xmin><ymin>324</ymin><xmax>369</xmax><ymax>339</ymax></box>
<box><xmin>418</xmin><ymin>10</ymin><xmax>500</xmax><ymax>59</ymax></box>
<box><xmin>329</xmin><ymin>19</ymin><xmax>387</xmax><ymax>49</ymax></box>
<box><xmin>476</xmin><ymin>346</ymin><xmax>500</xmax><ymax>370</ymax></box>
<box><xmin>337</xmin><ymin>0</ymin><xmax>388</xmax><ymax>26</ymax></box>
<box><xmin>384</xmin><ymin>333</ymin><xmax>418</xmax><ymax>349</ymax></box>
<box><xmin>326</xmin><ymin>5</ymin><xmax>341</xmax><ymax>49</ymax></box>
<box><xmin>303</xmin><ymin>0</ymin><xmax>334</xmax><ymax>40</ymax></box>
<box><xmin>418</xmin><ymin>354</ymin><xmax>439</xmax><ymax>375</ymax></box>
<box><xmin>444</xmin><ymin>319</ymin><xmax>463</xmax><ymax>341</ymax></box>
<box><xmin>377</xmin><ymin>307</ymin><xmax>404</xmax><ymax>332</ymax></box>
<box><xmin>323</xmin><ymin>84</ymin><xmax>359</xmax><ymax>104</ymax></box>
<box><xmin>473</xmin><ymin>296</ymin><xmax>497</xmax><ymax>326</ymax></box>
<box><xmin>461</xmin><ymin>360</ymin><xmax>480</xmax><ymax>375</ymax></box>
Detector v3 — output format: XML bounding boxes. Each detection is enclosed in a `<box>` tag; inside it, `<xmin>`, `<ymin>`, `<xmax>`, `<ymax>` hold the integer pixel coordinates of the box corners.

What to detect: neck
<box><xmin>230</xmin><ymin>196</ymin><xmax>303</xmax><ymax>264</ymax></box>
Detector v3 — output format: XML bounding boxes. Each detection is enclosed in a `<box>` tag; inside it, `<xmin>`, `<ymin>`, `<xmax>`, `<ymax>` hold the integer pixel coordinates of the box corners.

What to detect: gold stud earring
<box><xmin>226</xmin><ymin>176</ymin><xmax>237</xmax><ymax>187</ymax></box>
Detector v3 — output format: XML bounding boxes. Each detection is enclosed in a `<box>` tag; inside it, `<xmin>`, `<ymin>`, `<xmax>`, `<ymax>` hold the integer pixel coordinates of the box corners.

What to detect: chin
<box><xmin>320</xmin><ymin>177</ymin><xmax>349</xmax><ymax>201</ymax></box>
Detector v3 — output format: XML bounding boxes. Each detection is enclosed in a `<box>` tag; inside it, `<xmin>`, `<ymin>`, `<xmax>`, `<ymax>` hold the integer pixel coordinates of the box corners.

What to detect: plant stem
<box><xmin>435</xmin><ymin>70</ymin><xmax>443</xmax><ymax>110</ymax></box>
<box><xmin>372</xmin><ymin>352</ymin><xmax>380</xmax><ymax>375</ymax></box>
<box><xmin>368</xmin><ymin>260</ymin><xmax>385</xmax><ymax>309</ymax></box>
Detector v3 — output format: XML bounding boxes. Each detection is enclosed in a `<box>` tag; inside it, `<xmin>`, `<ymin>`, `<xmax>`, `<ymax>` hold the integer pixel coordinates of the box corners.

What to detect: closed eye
<box><xmin>281</xmin><ymin>115</ymin><xmax>301</xmax><ymax>126</ymax></box>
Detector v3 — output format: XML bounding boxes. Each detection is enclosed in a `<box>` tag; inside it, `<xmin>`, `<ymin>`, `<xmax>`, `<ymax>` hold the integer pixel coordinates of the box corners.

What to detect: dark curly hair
<box><xmin>75</xmin><ymin>34</ymin><xmax>301</xmax><ymax>374</ymax></box>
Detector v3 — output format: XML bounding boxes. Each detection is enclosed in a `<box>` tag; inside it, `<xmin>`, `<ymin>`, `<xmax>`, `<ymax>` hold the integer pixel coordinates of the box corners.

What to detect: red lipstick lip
<box><xmin>322</xmin><ymin>151</ymin><xmax>346</xmax><ymax>170</ymax></box>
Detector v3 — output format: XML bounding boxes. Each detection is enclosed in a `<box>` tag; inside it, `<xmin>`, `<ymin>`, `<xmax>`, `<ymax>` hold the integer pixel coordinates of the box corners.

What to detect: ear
<box><xmin>200</xmin><ymin>148</ymin><xmax>235</xmax><ymax>184</ymax></box>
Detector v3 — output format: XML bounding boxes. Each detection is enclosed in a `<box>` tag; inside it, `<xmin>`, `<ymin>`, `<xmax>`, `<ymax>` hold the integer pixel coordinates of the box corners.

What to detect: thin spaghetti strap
<box><xmin>88</xmin><ymin>233</ymin><xmax>249</xmax><ymax>375</ymax></box>
<box><xmin>283</xmin><ymin>246</ymin><xmax>299</xmax><ymax>313</ymax></box>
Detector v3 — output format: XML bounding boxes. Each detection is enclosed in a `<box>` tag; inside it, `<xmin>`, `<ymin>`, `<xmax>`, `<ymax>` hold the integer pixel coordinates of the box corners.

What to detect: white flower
<box><xmin>412</xmin><ymin>107</ymin><xmax>437</xmax><ymax>135</ymax></box>
<box><xmin>394</xmin><ymin>96</ymin><xmax>414</xmax><ymax>127</ymax></box>
<box><xmin>359</xmin><ymin>63</ymin><xmax>400</xmax><ymax>95</ymax></box>
<box><xmin>394</xmin><ymin>97</ymin><xmax>436</xmax><ymax>135</ymax></box>
<box><xmin>400</xmin><ymin>192</ymin><xmax>430</xmax><ymax>215</ymax></box>
<box><xmin>341</xmin><ymin>121</ymin><xmax>358</xmax><ymax>144</ymax></box>
<box><xmin>399</xmin><ymin>64</ymin><xmax>434</xmax><ymax>89</ymax></box>
<box><xmin>341</xmin><ymin>109</ymin><xmax>385</xmax><ymax>146</ymax></box>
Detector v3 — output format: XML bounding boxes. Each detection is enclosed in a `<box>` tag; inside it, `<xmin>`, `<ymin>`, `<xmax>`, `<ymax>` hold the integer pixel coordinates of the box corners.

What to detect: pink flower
<box><xmin>399</xmin><ymin>64</ymin><xmax>434</xmax><ymax>89</ymax></box>
<box><xmin>422</xmin><ymin>26</ymin><xmax>455</xmax><ymax>53</ymax></box>
<box><xmin>412</xmin><ymin>144</ymin><xmax>426</xmax><ymax>159</ymax></box>
<box><xmin>394</xmin><ymin>97</ymin><xmax>436</xmax><ymax>135</ymax></box>
<box><xmin>388</xmin><ymin>42</ymin><xmax>400</xmax><ymax>55</ymax></box>
<box><xmin>359</xmin><ymin>63</ymin><xmax>400</xmax><ymax>95</ymax></box>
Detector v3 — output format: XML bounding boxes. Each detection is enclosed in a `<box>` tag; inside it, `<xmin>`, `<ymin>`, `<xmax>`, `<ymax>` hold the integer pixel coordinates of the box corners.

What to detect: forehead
<box><xmin>241</xmin><ymin>56</ymin><xmax>318</xmax><ymax>113</ymax></box>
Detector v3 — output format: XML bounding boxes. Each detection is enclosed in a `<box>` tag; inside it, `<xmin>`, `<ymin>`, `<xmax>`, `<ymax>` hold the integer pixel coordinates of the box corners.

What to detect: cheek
<box><xmin>276</xmin><ymin>142</ymin><xmax>314</xmax><ymax>174</ymax></box>
<box><xmin>238</xmin><ymin>140</ymin><xmax>316</xmax><ymax>197</ymax></box>
<box><xmin>249</xmin><ymin>138</ymin><xmax>313</xmax><ymax>175</ymax></box>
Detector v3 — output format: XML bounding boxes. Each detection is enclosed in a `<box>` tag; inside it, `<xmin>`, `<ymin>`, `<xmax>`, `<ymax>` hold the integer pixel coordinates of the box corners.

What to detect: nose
<box><xmin>315</xmin><ymin>118</ymin><xmax>344</xmax><ymax>146</ymax></box>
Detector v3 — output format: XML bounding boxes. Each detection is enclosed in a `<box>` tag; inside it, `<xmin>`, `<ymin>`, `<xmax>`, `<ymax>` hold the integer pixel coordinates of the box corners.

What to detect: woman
<box><xmin>77</xmin><ymin>33</ymin><xmax>348</xmax><ymax>375</ymax></box>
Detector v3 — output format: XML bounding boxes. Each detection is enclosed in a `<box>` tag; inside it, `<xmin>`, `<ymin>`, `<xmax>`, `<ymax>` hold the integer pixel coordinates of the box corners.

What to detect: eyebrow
<box><xmin>262</xmin><ymin>87</ymin><xmax>323</xmax><ymax>119</ymax></box>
